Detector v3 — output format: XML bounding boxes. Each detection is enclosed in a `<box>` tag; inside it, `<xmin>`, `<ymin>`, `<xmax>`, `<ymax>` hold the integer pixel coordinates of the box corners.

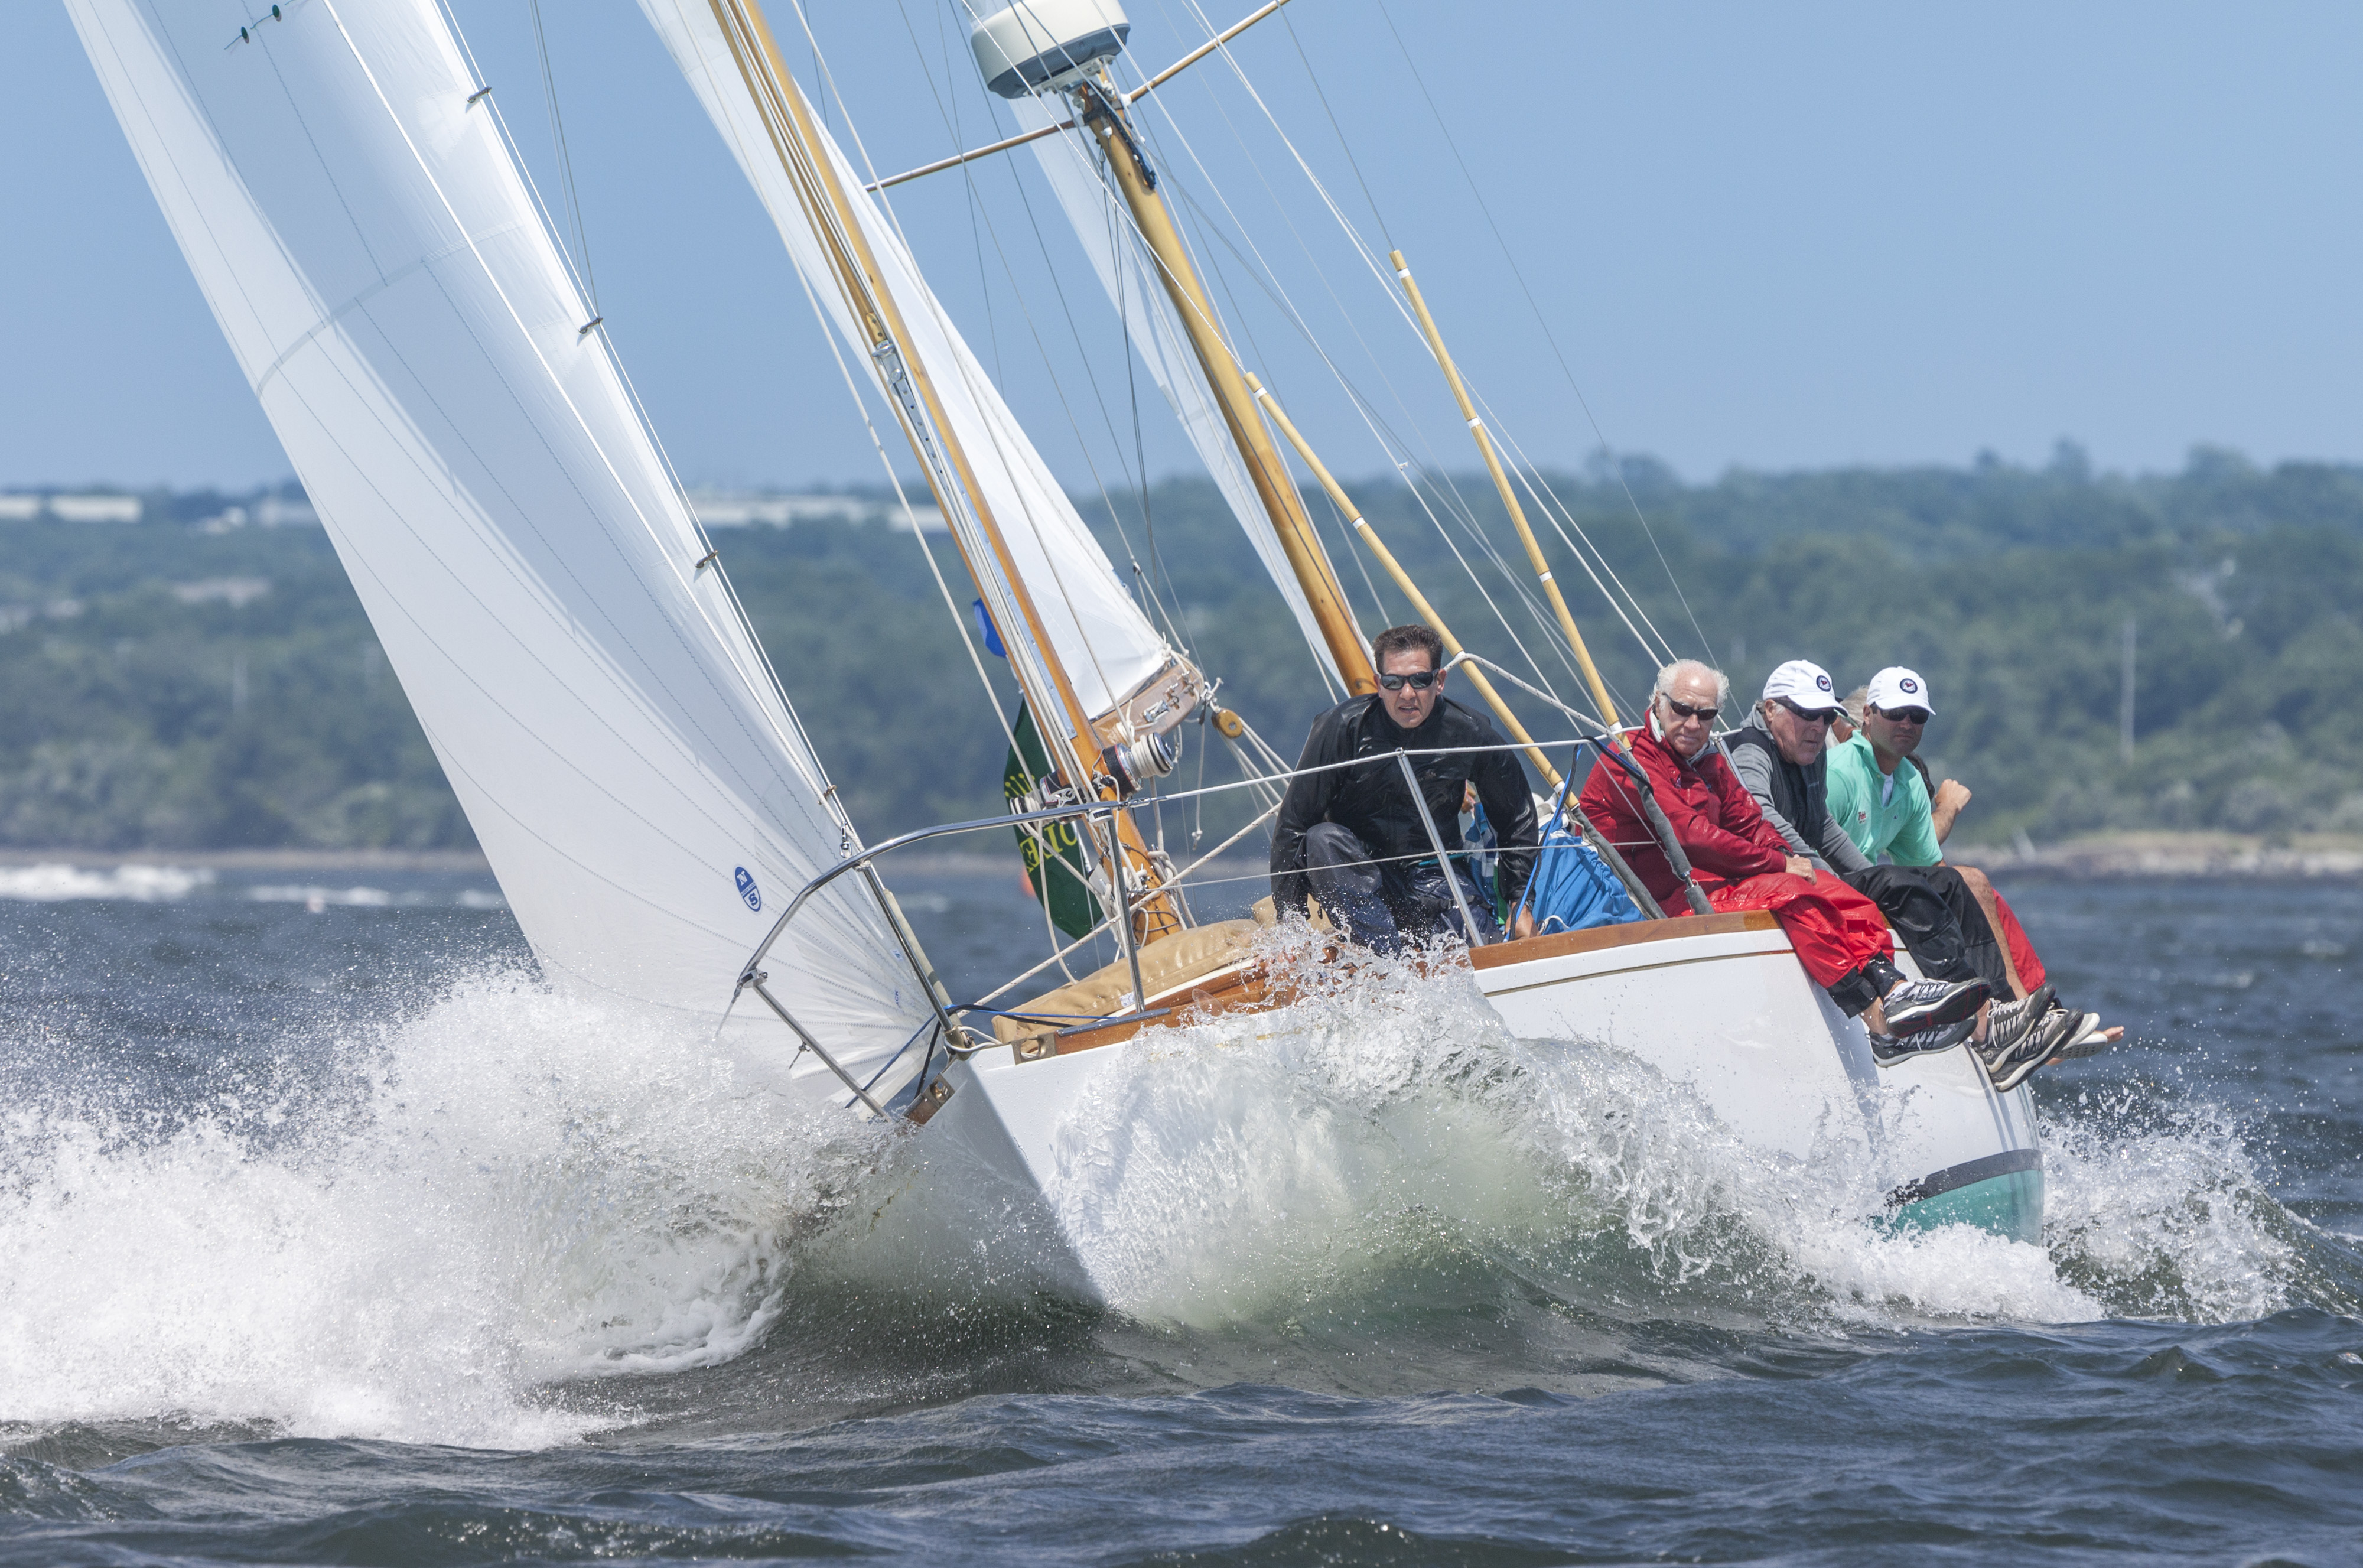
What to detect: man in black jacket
<box><xmin>1725</xmin><ymin>659</ymin><xmax>2009</xmax><ymax>998</ymax></box>
<box><xmin>1270</xmin><ymin>624</ymin><xmax>1539</xmax><ymax>951</ymax></box>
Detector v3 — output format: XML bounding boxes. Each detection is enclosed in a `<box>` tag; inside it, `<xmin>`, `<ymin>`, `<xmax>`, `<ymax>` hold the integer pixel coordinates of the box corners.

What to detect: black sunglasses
<box><xmin>1875</xmin><ymin>705</ymin><xmax>1931</xmax><ymax>726</ymax></box>
<box><xmin>1378</xmin><ymin>669</ymin><xmax>1439</xmax><ymax>691</ymax></box>
<box><xmin>1778</xmin><ymin>697</ymin><xmax>1842</xmax><ymax>724</ymax></box>
<box><xmin>1661</xmin><ymin>697</ymin><xmax>1718</xmax><ymax>722</ymax></box>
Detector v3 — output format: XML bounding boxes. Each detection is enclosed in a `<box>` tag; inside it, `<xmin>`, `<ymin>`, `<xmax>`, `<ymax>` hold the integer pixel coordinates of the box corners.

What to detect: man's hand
<box><xmin>1512</xmin><ymin>905</ymin><xmax>1538</xmax><ymax>940</ymax></box>
<box><xmin>1931</xmin><ymin>778</ymin><xmax>1971</xmax><ymax>844</ymax></box>
<box><xmin>1783</xmin><ymin>854</ymin><xmax>1815</xmax><ymax>879</ymax></box>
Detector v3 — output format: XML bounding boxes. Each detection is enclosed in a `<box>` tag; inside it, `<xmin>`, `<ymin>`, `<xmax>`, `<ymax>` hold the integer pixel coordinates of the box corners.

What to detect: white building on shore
<box><xmin>685</xmin><ymin>488</ymin><xmax>945</xmax><ymax>533</ymax></box>
<box><xmin>0</xmin><ymin>492</ymin><xmax>145</xmax><ymax>523</ymax></box>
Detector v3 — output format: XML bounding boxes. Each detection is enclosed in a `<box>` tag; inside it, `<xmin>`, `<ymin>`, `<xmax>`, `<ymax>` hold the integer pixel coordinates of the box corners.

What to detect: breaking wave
<box><xmin>0</xmin><ymin>864</ymin><xmax>211</xmax><ymax>902</ymax></box>
<box><xmin>0</xmin><ymin>969</ymin><xmax>887</xmax><ymax>1449</ymax></box>
<box><xmin>0</xmin><ymin>923</ymin><xmax>2347</xmax><ymax>1449</ymax></box>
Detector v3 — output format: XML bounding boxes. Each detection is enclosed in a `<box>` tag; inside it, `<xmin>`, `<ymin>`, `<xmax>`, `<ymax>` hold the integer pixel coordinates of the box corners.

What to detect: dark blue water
<box><xmin>2</xmin><ymin>865</ymin><xmax>2358</xmax><ymax>1565</ymax></box>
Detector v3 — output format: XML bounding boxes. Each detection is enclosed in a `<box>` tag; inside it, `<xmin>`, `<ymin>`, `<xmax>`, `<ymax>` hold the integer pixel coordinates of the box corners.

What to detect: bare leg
<box><xmin>1952</xmin><ymin>865</ymin><xmax>2027</xmax><ymax>998</ymax></box>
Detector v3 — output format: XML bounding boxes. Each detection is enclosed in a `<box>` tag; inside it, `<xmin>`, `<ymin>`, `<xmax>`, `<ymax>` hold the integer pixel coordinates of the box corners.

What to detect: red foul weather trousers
<box><xmin>1991</xmin><ymin>887</ymin><xmax>2048</xmax><ymax>992</ymax></box>
<box><xmin>1706</xmin><ymin>870</ymin><xmax>1895</xmax><ymax>991</ymax></box>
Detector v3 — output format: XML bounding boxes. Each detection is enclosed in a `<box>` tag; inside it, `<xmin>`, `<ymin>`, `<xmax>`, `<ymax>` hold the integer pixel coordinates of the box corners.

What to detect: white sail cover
<box><xmin>1013</xmin><ymin>96</ymin><xmax>1345</xmax><ymax>700</ymax></box>
<box><xmin>66</xmin><ymin>0</ymin><xmax>936</xmax><ymax>1105</ymax></box>
<box><xmin>640</xmin><ymin>0</ymin><xmax>1173</xmax><ymax>730</ymax></box>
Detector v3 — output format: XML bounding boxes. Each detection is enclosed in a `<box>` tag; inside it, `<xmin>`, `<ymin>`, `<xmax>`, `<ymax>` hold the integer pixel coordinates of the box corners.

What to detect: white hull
<box><xmin>913</xmin><ymin>913</ymin><xmax>2042</xmax><ymax>1307</ymax></box>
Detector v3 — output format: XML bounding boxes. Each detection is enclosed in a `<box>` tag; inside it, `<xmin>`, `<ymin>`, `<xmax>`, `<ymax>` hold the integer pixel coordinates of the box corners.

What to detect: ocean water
<box><xmin>1</xmin><ymin>863</ymin><xmax>2358</xmax><ymax>1564</ymax></box>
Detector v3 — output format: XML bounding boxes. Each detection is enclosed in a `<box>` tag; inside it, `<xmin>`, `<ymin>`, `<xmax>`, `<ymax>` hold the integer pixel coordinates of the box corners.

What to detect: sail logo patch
<box><xmin>734</xmin><ymin>866</ymin><xmax>762</xmax><ymax>912</ymax></box>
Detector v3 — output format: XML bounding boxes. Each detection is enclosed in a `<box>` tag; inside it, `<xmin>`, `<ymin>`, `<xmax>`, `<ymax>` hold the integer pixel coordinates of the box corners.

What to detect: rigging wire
<box><xmin>1141</xmin><ymin>134</ymin><xmax>1586</xmax><ymax>707</ymax></box>
<box><xmin>1138</xmin><ymin>0</ymin><xmax>1664</xmax><ymax>697</ymax></box>
<box><xmin>1278</xmin><ymin>4</ymin><xmax>1389</xmax><ymax>251</ymax></box>
<box><xmin>925</xmin><ymin>0</ymin><xmax>1005</xmax><ymax>382</ymax></box>
<box><xmin>1132</xmin><ymin>0</ymin><xmax>1662</xmax><ymax>720</ymax></box>
<box><xmin>788</xmin><ymin>0</ymin><xmax>1142</xmax><ymax>752</ymax></box>
<box><xmin>1114</xmin><ymin>35</ymin><xmax>1577</xmax><ymax>687</ymax></box>
<box><xmin>1369</xmin><ymin>0</ymin><xmax>1711</xmax><ymax>661</ymax></box>
<box><xmin>527</xmin><ymin>0</ymin><xmax>596</xmax><ymax>311</ymax></box>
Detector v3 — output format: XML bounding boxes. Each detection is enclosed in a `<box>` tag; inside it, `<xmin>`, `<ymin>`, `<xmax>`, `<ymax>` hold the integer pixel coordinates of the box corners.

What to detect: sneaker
<box><xmin>1978</xmin><ymin>1005</ymin><xmax>2080</xmax><ymax>1092</ymax></box>
<box><xmin>1983</xmin><ymin>985</ymin><xmax>2058</xmax><ymax>1045</ymax></box>
<box><xmin>1880</xmin><ymin>975</ymin><xmax>1993</xmax><ymax>1037</ymax></box>
<box><xmin>1870</xmin><ymin>1014</ymin><xmax>1977</xmax><ymax>1066</ymax></box>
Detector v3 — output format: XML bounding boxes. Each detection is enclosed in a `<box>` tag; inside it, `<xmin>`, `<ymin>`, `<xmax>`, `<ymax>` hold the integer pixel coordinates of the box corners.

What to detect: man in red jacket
<box><xmin>1576</xmin><ymin>659</ymin><xmax>1994</xmax><ymax>1056</ymax></box>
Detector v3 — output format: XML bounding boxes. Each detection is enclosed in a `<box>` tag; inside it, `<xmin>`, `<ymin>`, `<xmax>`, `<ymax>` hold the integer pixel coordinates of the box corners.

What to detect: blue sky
<box><xmin>5</xmin><ymin>1</ymin><xmax>2358</xmax><ymax>492</ymax></box>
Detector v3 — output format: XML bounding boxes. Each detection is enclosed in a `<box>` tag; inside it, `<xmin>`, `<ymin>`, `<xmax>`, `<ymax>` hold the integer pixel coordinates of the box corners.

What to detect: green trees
<box><xmin>2</xmin><ymin>451</ymin><xmax>2355</xmax><ymax>850</ymax></box>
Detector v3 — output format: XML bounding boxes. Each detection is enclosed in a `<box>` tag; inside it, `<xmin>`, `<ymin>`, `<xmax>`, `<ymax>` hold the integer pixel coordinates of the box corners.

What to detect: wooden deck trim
<box><xmin>1467</xmin><ymin>909</ymin><xmax>1782</xmax><ymax>971</ymax></box>
<box><xmin>1014</xmin><ymin>911</ymin><xmax>1788</xmax><ymax>1063</ymax></box>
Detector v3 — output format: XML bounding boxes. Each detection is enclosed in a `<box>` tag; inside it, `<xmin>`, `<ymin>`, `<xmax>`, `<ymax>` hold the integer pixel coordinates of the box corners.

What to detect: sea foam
<box><xmin>0</xmin><ymin>929</ymin><xmax>2339</xmax><ymax>1449</ymax></box>
<box><xmin>0</xmin><ymin>968</ymin><xmax>881</xmax><ymax>1448</ymax></box>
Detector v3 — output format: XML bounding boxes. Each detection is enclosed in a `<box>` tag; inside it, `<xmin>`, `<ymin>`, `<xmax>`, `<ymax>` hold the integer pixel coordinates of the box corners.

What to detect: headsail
<box><xmin>66</xmin><ymin>0</ymin><xmax>936</xmax><ymax>1104</ymax></box>
<box><xmin>640</xmin><ymin>0</ymin><xmax>1184</xmax><ymax>747</ymax></box>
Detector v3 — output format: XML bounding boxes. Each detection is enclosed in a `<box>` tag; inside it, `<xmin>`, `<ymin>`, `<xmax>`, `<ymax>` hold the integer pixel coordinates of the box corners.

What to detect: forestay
<box><xmin>66</xmin><ymin>0</ymin><xmax>936</xmax><ymax>1106</ymax></box>
<box><xmin>1010</xmin><ymin>95</ymin><xmax>1345</xmax><ymax>701</ymax></box>
<box><xmin>640</xmin><ymin>0</ymin><xmax>1176</xmax><ymax>731</ymax></box>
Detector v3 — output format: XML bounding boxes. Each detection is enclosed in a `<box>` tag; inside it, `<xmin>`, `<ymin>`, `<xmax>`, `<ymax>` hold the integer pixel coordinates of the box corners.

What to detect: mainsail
<box><xmin>66</xmin><ymin>0</ymin><xmax>936</xmax><ymax>1103</ymax></box>
<box><xmin>640</xmin><ymin>0</ymin><xmax>1182</xmax><ymax>747</ymax></box>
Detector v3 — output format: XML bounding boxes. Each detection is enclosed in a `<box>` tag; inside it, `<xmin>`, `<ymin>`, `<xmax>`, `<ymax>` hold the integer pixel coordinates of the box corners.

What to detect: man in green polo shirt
<box><xmin>1827</xmin><ymin>666</ymin><xmax>2111</xmax><ymax>1088</ymax></box>
<box><xmin>1825</xmin><ymin>667</ymin><xmax>1944</xmax><ymax>866</ymax></box>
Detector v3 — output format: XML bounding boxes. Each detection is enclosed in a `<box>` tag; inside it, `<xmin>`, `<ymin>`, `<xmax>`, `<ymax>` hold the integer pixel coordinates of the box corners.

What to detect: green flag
<box><xmin>1004</xmin><ymin>699</ymin><xmax>1102</xmax><ymax>939</ymax></box>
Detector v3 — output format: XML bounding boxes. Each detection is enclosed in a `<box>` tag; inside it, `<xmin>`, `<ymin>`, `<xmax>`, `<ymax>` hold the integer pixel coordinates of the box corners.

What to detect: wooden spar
<box><xmin>865</xmin><ymin>0</ymin><xmax>1296</xmax><ymax>193</ymax></box>
<box><xmin>1389</xmin><ymin>249</ymin><xmax>1624</xmax><ymax>736</ymax></box>
<box><xmin>1075</xmin><ymin>79</ymin><xmax>1378</xmax><ymax>696</ymax></box>
<box><xmin>1246</xmin><ymin>373</ymin><xmax>1564</xmax><ymax>790</ymax></box>
<box><xmin>706</xmin><ymin>0</ymin><xmax>1179</xmax><ymax>932</ymax></box>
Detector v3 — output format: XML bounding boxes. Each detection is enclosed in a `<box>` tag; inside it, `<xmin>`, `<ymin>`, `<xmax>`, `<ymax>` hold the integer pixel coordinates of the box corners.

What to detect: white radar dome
<box><xmin>970</xmin><ymin>0</ymin><xmax>1130</xmax><ymax>99</ymax></box>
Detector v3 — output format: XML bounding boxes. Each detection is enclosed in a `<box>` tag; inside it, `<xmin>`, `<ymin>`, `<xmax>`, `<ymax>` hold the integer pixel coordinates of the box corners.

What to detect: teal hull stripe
<box><xmin>1886</xmin><ymin>1147</ymin><xmax>2042</xmax><ymax>1208</ymax></box>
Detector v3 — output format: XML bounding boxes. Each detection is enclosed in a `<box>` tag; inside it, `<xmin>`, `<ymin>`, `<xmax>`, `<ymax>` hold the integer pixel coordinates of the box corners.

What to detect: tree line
<box><xmin>1</xmin><ymin>447</ymin><xmax>2354</xmax><ymax>852</ymax></box>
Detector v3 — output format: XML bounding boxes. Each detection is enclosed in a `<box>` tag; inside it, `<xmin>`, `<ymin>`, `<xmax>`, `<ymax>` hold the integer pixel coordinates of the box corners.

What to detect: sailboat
<box><xmin>842</xmin><ymin>0</ymin><xmax>2046</xmax><ymax>1245</ymax></box>
<box><xmin>66</xmin><ymin>0</ymin><xmax>2042</xmax><ymax>1327</ymax></box>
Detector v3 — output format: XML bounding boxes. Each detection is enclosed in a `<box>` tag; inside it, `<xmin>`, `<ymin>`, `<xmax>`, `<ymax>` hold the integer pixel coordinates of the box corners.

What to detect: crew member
<box><xmin>1727</xmin><ymin>659</ymin><xmax>2010</xmax><ymax>999</ymax></box>
<box><xmin>1271</xmin><ymin>624</ymin><xmax>1539</xmax><ymax>951</ymax></box>
<box><xmin>1826</xmin><ymin>666</ymin><xmax>2112</xmax><ymax>1084</ymax></box>
<box><xmin>1575</xmin><ymin>658</ymin><xmax>1989</xmax><ymax>1054</ymax></box>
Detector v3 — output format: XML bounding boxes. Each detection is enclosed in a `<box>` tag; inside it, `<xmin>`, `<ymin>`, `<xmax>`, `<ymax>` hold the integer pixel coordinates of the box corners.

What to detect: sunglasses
<box><xmin>1778</xmin><ymin>697</ymin><xmax>1842</xmax><ymax>724</ymax></box>
<box><xmin>1378</xmin><ymin>669</ymin><xmax>1439</xmax><ymax>691</ymax></box>
<box><xmin>1875</xmin><ymin>706</ymin><xmax>1931</xmax><ymax>726</ymax></box>
<box><xmin>1661</xmin><ymin>697</ymin><xmax>1718</xmax><ymax>722</ymax></box>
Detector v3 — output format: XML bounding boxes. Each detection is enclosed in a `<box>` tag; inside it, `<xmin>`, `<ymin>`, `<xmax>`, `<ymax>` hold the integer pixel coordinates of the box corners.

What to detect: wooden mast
<box><xmin>707</xmin><ymin>0</ymin><xmax>1179</xmax><ymax>934</ymax></box>
<box><xmin>1073</xmin><ymin>78</ymin><xmax>1378</xmax><ymax>696</ymax></box>
<box><xmin>1391</xmin><ymin>249</ymin><xmax>1625</xmax><ymax>736</ymax></box>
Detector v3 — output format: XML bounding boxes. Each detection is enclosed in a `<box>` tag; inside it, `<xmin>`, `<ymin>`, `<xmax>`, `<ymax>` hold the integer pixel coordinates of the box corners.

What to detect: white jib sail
<box><xmin>66</xmin><ymin>0</ymin><xmax>937</xmax><ymax>1108</ymax></box>
<box><xmin>640</xmin><ymin>0</ymin><xmax>1175</xmax><ymax>735</ymax></box>
<box><xmin>1011</xmin><ymin>96</ymin><xmax>1345</xmax><ymax>700</ymax></box>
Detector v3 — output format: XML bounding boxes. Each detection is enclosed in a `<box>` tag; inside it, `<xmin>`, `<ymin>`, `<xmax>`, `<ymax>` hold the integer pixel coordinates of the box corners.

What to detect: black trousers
<box><xmin>1302</xmin><ymin>822</ymin><xmax>1502</xmax><ymax>952</ymax></box>
<box><xmin>1841</xmin><ymin>864</ymin><xmax>2010</xmax><ymax>996</ymax></box>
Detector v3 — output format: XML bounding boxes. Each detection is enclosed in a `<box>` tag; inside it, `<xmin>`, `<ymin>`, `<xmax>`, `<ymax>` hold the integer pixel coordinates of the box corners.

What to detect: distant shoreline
<box><xmin>1968</xmin><ymin>831</ymin><xmax>2363</xmax><ymax>880</ymax></box>
<box><xmin>0</xmin><ymin>847</ymin><xmax>491</xmax><ymax>872</ymax></box>
<box><xmin>1</xmin><ymin>834</ymin><xmax>2358</xmax><ymax>881</ymax></box>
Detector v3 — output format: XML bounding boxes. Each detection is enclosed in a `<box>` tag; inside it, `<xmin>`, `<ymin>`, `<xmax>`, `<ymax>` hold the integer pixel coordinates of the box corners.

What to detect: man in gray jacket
<box><xmin>1724</xmin><ymin>660</ymin><xmax>2010</xmax><ymax>999</ymax></box>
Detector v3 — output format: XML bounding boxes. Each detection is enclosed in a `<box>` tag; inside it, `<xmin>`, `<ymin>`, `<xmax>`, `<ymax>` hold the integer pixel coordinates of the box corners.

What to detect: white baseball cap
<box><xmin>1761</xmin><ymin>659</ymin><xmax>1842</xmax><ymax>715</ymax></box>
<box><xmin>1866</xmin><ymin>666</ymin><xmax>1934</xmax><ymax>715</ymax></box>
